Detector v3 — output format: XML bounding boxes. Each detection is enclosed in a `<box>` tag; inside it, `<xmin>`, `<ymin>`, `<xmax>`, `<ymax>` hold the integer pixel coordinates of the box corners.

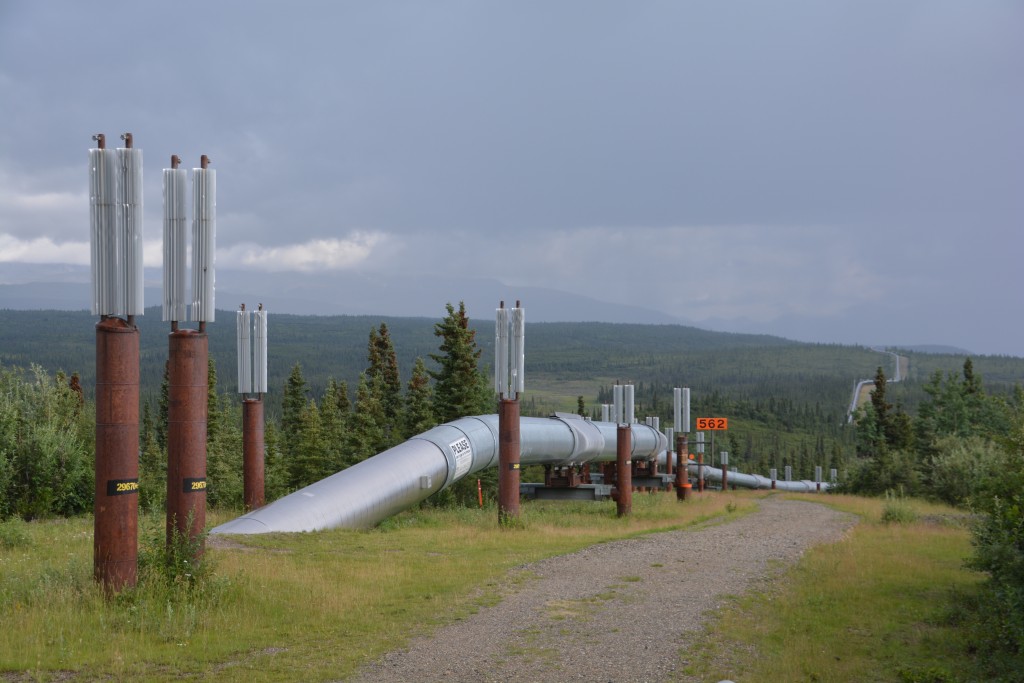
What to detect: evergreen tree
<box><xmin>375</xmin><ymin>324</ymin><xmax>403</xmax><ymax>422</ymax></box>
<box><xmin>288</xmin><ymin>398</ymin><xmax>326</xmax><ymax>488</ymax></box>
<box><xmin>320</xmin><ymin>378</ymin><xmax>349</xmax><ymax>472</ymax></box>
<box><xmin>139</xmin><ymin>401</ymin><xmax>165</xmax><ymax>513</ymax></box>
<box><xmin>577</xmin><ymin>395</ymin><xmax>586</xmax><ymax>417</ymax></box>
<box><xmin>429</xmin><ymin>302</ymin><xmax>493</xmax><ymax>423</ymax></box>
<box><xmin>281</xmin><ymin>363</ymin><xmax>308</xmax><ymax>456</ymax></box>
<box><xmin>344</xmin><ymin>373</ymin><xmax>387</xmax><ymax>467</ymax></box>
<box><xmin>157</xmin><ymin>361</ymin><xmax>169</xmax><ymax>450</ymax></box>
<box><xmin>402</xmin><ymin>357</ymin><xmax>436</xmax><ymax>439</ymax></box>
<box><xmin>263</xmin><ymin>421</ymin><xmax>289</xmax><ymax>501</ymax></box>
<box><xmin>367</xmin><ymin>323</ymin><xmax>403</xmax><ymax>446</ymax></box>
<box><xmin>206</xmin><ymin>356</ymin><xmax>219</xmax><ymax>443</ymax></box>
<box><xmin>869</xmin><ymin>366</ymin><xmax>892</xmax><ymax>441</ymax></box>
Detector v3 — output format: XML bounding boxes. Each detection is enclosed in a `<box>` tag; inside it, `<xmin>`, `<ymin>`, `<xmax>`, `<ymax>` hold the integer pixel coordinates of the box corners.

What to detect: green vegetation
<box><xmin>0</xmin><ymin>493</ymin><xmax>748</xmax><ymax>681</ymax></box>
<box><xmin>1</xmin><ymin>305</ymin><xmax>1023</xmax><ymax>676</ymax></box>
<box><xmin>683</xmin><ymin>494</ymin><xmax>991</xmax><ymax>682</ymax></box>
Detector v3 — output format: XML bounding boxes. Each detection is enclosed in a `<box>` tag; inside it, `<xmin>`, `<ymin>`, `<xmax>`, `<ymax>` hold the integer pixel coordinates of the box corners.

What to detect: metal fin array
<box><xmin>117</xmin><ymin>147</ymin><xmax>144</xmax><ymax>316</ymax></box>
<box><xmin>237</xmin><ymin>307</ymin><xmax>252</xmax><ymax>394</ymax></box>
<box><xmin>89</xmin><ymin>148</ymin><xmax>117</xmax><ymax>316</ymax></box>
<box><xmin>89</xmin><ymin>143</ymin><xmax>144</xmax><ymax>317</ymax></box>
<box><xmin>162</xmin><ymin>168</ymin><xmax>188</xmax><ymax>321</ymax></box>
<box><xmin>673</xmin><ymin>387</ymin><xmax>691</xmax><ymax>433</ymax></box>
<box><xmin>191</xmin><ymin>166</ymin><xmax>216</xmax><ymax>322</ymax></box>
<box><xmin>510</xmin><ymin>306</ymin><xmax>525</xmax><ymax>394</ymax></box>
<box><xmin>253</xmin><ymin>306</ymin><xmax>268</xmax><ymax>394</ymax></box>
<box><xmin>495</xmin><ymin>302</ymin><xmax>525</xmax><ymax>399</ymax></box>
<box><xmin>237</xmin><ymin>304</ymin><xmax>268</xmax><ymax>395</ymax></box>
<box><xmin>495</xmin><ymin>305</ymin><xmax>509</xmax><ymax>397</ymax></box>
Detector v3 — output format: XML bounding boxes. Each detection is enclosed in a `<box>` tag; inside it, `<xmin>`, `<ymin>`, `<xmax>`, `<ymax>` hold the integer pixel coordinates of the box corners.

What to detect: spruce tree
<box><xmin>281</xmin><ymin>363</ymin><xmax>308</xmax><ymax>456</ymax></box>
<box><xmin>429</xmin><ymin>302</ymin><xmax>493</xmax><ymax>423</ymax></box>
<box><xmin>367</xmin><ymin>323</ymin><xmax>403</xmax><ymax>446</ymax></box>
<box><xmin>402</xmin><ymin>357</ymin><xmax>436</xmax><ymax>439</ymax></box>
<box><xmin>344</xmin><ymin>373</ymin><xmax>387</xmax><ymax>467</ymax></box>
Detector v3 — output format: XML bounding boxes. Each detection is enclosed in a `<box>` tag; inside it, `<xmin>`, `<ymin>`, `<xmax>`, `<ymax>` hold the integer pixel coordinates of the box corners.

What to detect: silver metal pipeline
<box><xmin>684</xmin><ymin>461</ymin><xmax>826</xmax><ymax>493</ymax></box>
<box><xmin>211</xmin><ymin>414</ymin><xmax>667</xmax><ymax>534</ymax></box>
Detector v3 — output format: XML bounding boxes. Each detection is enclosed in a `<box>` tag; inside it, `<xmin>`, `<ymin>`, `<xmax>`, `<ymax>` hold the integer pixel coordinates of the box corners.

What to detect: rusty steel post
<box><xmin>242</xmin><ymin>397</ymin><xmax>265</xmax><ymax>511</ymax></box>
<box><xmin>616</xmin><ymin>424</ymin><xmax>632</xmax><ymax>517</ymax></box>
<box><xmin>676</xmin><ymin>433</ymin><xmax>692</xmax><ymax>501</ymax></box>
<box><xmin>498</xmin><ymin>397</ymin><xmax>521</xmax><ymax>524</ymax></box>
<box><xmin>94</xmin><ymin>317</ymin><xmax>140</xmax><ymax>592</ymax></box>
<box><xmin>167</xmin><ymin>329</ymin><xmax>208</xmax><ymax>554</ymax></box>
<box><xmin>721</xmin><ymin>465</ymin><xmax>728</xmax><ymax>491</ymax></box>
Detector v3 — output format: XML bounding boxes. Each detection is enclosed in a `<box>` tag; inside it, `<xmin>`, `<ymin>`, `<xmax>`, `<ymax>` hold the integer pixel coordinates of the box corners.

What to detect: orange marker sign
<box><xmin>695</xmin><ymin>417</ymin><xmax>728</xmax><ymax>430</ymax></box>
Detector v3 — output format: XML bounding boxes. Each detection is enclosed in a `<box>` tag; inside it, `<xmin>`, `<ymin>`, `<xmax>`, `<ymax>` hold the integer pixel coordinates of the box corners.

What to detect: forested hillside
<box><xmin>2</xmin><ymin>306</ymin><xmax>1023</xmax><ymax>484</ymax></box>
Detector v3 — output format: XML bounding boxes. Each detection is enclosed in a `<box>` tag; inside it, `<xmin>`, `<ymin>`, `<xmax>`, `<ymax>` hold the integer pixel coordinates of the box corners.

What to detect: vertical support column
<box><xmin>815</xmin><ymin>465</ymin><xmax>823</xmax><ymax>492</ymax></box>
<box><xmin>676</xmin><ymin>433</ymin><xmax>691</xmax><ymax>501</ymax></box>
<box><xmin>498</xmin><ymin>397</ymin><xmax>521</xmax><ymax>524</ymax></box>
<box><xmin>720</xmin><ymin>451</ymin><xmax>729</xmax><ymax>491</ymax></box>
<box><xmin>94</xmin><ymin>317</ymin><xmax>139</xmax><ymax>592</ymax></box>
<box><xmin>697</xmin><ymin>453</ymin><xmax>705</xmax><ymax>493</ymax></box>
<box><xmin>770</xmin><ymin>467</ymin><xmax>778</xmax><ymax>490</ymax></box>
<box><xmin>243</xmin><ymin>397</ymin><xmax>265</xmax><ymax>511</ymax></box>
<box><xmin>664</xmin><ymin>427</ymin><xmax>674</xmax><ymax>479</ymax></box>
<box><xmin>616</xmin><ymin>424</ymin><xmax>632</xmax><ymax>517</ymax></box>
<box><xmin>167</xmin><ymin>329</ymin><xmax>207</xmax><ymax>555</ymax></box>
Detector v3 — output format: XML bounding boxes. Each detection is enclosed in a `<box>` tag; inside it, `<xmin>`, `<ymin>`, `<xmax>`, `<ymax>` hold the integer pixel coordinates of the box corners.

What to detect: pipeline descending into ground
<box><xmin>210</xmin><ymin>413</ymin><xmax>826</xmax><ymax>535</ymax></box>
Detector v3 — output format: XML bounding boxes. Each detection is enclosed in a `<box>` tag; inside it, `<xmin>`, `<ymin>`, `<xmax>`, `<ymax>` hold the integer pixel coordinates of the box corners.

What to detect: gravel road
<box><xmin>345</xmin><ymin>497</ymin><xmax>857</xmax><ymax>683</ymax></box>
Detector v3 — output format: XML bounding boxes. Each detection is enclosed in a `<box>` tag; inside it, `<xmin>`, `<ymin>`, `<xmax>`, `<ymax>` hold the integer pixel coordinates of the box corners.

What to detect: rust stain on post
<box><xmin>243</xmin><ymin>398</ymin><xmax>265</xmax><ymax>511</ymax></box>
<box><xmin>498</xmin><ymin>397</ymin><xmax>521</xmax><ymax>524</ymax></box>
<box><xmin>94</xmin><ymin>317</ymin><xmax>140</xmax><ymax>592</ymax></box>
<box><xmin>167</xmin><ymin>330</ymin><xmax>208</xmax><ymax>556</ymax></box>
<box><xmin>616</xmin><ymin>424</ymin><xmax>632</xmax><ymax>517</ymax></box>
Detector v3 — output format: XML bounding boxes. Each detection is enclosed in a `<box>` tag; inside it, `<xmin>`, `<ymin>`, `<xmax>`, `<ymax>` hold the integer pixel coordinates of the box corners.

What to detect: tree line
<box><xmin>0</xmin><ymin>302</ymin><xmax>494</xmax><ymax>519</ymax></box>
<box><xmin>850</xmin><ymin>358</ymin><xmax>1024</xmax><ymax>658</ymax></box>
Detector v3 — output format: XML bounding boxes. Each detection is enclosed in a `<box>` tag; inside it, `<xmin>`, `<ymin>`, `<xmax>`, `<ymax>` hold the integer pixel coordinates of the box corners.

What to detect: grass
<box><xmin>0</xmin><ymin>490</ymin><xmax>751</xmax><ymax>681</ymax></box>
<box><xmin>680</xmin><ymin>493</ymin><xmax>985</xmax><ymax>683</ymax></box>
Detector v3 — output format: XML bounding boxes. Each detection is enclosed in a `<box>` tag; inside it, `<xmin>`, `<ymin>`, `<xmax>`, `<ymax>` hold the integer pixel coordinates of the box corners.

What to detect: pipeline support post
<box><xmin>242</xmin><ymin>397</ymin><xmax>265</xmax><ymax>511</ymax></box>
<box><xmin>616</xmin><ymin>424</ymin><xmax>632</xmax><ymax>517</ymax></box>
<box><xmin>498</xmin><ymin>397</ymin><xmax>521</xmax><ymax>524</ymax></box>
<box><xmin>676</xmin><ymin>433</ymin><xmax>691</xmax><ymax>501</ymax></box>
<box><xmin>167</xmin><ymin>329</ymin><xmax>208</xmax><ymax>556</ymax></box>
<box><xmin>94</xmin><ymin>317</ymin><xmax>140</xmax><ymax>592</ymax></box>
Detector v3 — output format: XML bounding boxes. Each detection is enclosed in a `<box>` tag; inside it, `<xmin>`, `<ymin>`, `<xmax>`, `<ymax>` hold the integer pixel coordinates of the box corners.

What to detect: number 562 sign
<box><xmin>696</xmin><ymin>417</ymin><xmax>728</xmax><ymax>430</ymax></box>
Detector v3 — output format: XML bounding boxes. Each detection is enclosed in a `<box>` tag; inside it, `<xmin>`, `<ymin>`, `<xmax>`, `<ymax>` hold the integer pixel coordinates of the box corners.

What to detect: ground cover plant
<box><xmin>680</xmin><ymin>494</ymin><xmax>1004</xmax><ymax>683</ymax></box>
<box><xmin>0</xmin><ymin>492</ymin><xmax>751</xmax><ymax>681</ymax></box>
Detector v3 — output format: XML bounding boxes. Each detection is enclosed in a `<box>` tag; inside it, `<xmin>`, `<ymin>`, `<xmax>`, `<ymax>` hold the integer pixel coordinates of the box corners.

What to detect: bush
<box><xmin>923</xmin><ymin>435</ymin><xmax>1005</xmax><ymax>507</ymax></box>
<box><xmin>881</xmin><ymin>487</ymin><xmax>918</xmax><ymax>524</ymax></box>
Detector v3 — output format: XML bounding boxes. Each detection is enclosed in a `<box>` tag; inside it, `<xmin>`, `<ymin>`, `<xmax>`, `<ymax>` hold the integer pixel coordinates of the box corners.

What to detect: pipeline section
<box><xmin>211</xmin><ymin>414</ymin><xmax>664</xmax><ymax>534</ymax></box>
<box><xmin>210</xmin><ymin>413</ymin><xmax>826</xmax><ymax>534</ymax></box>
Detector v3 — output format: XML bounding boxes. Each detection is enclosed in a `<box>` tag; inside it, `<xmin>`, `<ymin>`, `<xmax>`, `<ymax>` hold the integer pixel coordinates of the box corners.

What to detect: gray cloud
<box><xmin>0</xmin><ymin>0</ymin><xmax>1021</xmax><ymax>355</ymax></box>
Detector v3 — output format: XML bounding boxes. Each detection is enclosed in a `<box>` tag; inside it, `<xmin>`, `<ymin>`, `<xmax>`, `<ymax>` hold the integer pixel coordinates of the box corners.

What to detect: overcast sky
<box><xmin>1</xmin><ymin>1</ymin><xmax>1021</xmax><ymax>356</ymax></box>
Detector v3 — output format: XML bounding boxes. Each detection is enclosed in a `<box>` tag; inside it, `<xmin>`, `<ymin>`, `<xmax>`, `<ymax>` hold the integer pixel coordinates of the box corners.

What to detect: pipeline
<box><xmin>210</xmin><ymin>413</ymin><xmax>824</xmax><ymax>534</ymax></box>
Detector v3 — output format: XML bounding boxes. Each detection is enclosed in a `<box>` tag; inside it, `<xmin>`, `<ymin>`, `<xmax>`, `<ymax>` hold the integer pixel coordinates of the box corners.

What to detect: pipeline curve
<box><xmin>211</xmin><ymin>413</ymin><xmax>824</xmax><ymax>535</ymax></box>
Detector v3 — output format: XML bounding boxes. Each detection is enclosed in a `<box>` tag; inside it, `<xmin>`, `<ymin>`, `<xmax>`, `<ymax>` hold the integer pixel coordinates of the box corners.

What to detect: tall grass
<box><xmin>0</xmin><ymin>491</ymin><xmax>750</xmax><ymax>681</ymax></box>
<box><xmin>682</xmin><ymin>494</ymin><xmax>985</xmax><ymax>683</ymax></box>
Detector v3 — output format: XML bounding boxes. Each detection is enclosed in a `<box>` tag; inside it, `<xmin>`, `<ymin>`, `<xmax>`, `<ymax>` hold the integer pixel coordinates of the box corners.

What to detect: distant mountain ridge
<box><xmin>0</xmin><ymin>268</ymin><xmax>683</xmax><ymax>326</ymax></box>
